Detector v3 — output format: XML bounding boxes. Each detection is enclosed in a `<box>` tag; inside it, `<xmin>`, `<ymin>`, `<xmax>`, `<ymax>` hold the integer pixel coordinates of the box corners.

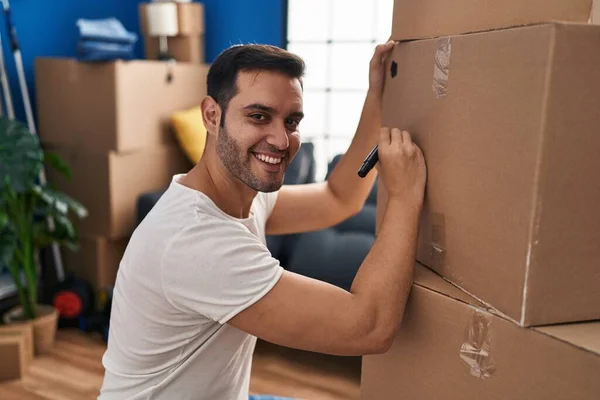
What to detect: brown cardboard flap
<box><xmin>414</xmin><ymin>263</ymin><xmax>484</xmax><ymax>309</ymax></box>
<box><xmin>391</xmin><ymin>0</ymin><xmax>595</xmax><ymax>41</ymax></box>
<box><xmin>536</xmin><ymin>323</ymin><xmax>600</xmax><ymax>355</ymax></box>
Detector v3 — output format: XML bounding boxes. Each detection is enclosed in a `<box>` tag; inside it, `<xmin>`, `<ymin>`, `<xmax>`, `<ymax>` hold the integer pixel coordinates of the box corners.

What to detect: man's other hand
<box><xmin>368</xmin><ymin>41</ymin><xmax>395</xmax><ymax>96</ymax></box>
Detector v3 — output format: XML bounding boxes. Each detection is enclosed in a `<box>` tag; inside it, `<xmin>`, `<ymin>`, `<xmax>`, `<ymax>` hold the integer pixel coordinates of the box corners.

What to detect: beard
<box><xmin>216</xmin><ymin>124</ymin><xmax>286</xmax><ymax>193</ymax></box>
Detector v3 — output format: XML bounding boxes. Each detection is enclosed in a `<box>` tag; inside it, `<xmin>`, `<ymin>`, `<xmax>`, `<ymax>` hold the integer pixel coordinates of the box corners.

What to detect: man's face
<box><xmin>216</xmin><ymin>70</ymin><xmax>303</xmax><ymax>193</ymax></box>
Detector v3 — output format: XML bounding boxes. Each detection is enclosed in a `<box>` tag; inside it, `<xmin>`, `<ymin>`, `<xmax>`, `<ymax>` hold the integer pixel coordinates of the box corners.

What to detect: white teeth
<box><xmin>255</xmin><ymin>154</ymin><xmax>281</xmax><ymax>165</ymax></box>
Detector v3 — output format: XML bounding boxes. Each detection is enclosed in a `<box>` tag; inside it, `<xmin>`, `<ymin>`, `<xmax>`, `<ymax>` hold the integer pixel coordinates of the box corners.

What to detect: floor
<box><xmin>0</xmin><ymin>329</ymin><xmax>361</xmax><ymax>400</ymax></box>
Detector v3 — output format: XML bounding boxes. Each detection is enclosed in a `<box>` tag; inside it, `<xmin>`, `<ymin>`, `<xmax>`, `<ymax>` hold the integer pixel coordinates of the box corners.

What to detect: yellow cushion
<box><xmin>171</xmin><ymin>105</ymin><xmax>207</xmax><ymax>164</ymax></box>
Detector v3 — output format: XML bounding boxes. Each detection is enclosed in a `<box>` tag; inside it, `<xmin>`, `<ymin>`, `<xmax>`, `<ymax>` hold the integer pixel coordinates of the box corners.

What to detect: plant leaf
<box><xmin>33</xmin><ymin>214</ymin><xmax>80</xmax><ymax>250</ymax></box>
<box><xmin>44</xmin><ymin>151</ymin><xmax>71</xmax><ymax>180</ymax></box>
<box><xmin>32</xmin><ymin>185</ymin><xmax>88</xmax><ymax>219</ymax></box>
<box><xmin>0</xmin><ymin>223</ymin><xmax>17</xmax><ymax>270</ymax></box>
<box><xmin>0</xmin><ymin>117</ymin><xmax>43</xmax><ymax>193</ymax></box>
<box><xmin>0</xmin><ymin>210</ymin><xmax>8</xmax><ymax>230</ymax></box>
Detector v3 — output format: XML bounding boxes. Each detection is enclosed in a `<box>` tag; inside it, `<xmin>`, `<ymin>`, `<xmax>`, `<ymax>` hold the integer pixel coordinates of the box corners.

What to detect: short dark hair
<box><xmin>207</xmin><ymin>44</ymin><xmax>305</xmax><ymax>120</ymax></box>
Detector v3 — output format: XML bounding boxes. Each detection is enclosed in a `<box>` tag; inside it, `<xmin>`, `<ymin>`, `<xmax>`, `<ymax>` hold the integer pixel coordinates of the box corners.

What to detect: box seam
<box><xmin>414</xmin><ymin>268</ymin><xmax>520</xmax><ymax>326</ymax></box>
<box><xmin>113</xmin><ymin>63</ymin><xmax>121</xmax><ymax>150</ymax></box>
<box><xmin>532</xmin><ymin>325</ymin><xmax>599</xmax><ymax>356</ymax></box>
<box><xmin>520</xmin><ymin>25</ymin><xmax>557</xmax><ymax>326</ymax></box>
<box><xmin>394</xmin><ymin>21</ymin><xmax>572</xmax><ymax>43</ymax></box>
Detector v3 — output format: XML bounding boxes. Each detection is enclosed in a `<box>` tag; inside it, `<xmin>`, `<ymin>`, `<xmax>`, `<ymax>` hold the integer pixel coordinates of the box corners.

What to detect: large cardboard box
<box><xmin>47</xmin><ymin>145</ymin><xmax>191</xmax><ymax>239</ymax></box>
<box><xmin>64</xmin><ymin>236</ymin><xmax>129</xmax><ymax>292</ymax></box>
<box><xmin>144</xmin><ymin>35</ymin><xmax>205</xmax><ymax>64</ymax></box>
<box><xmin>391</xmin><ymin>0</ymin><xmax>598</xmax><ymax>41</ymax></box>
<box><xmin>361</xmin><ymin>265</ymin><xmax>600</xmax><ymax>399</ymax></box>
<box><xmin>381</xmin><ymin>23</ymin><xmax>600</xmax><ymax>326</ymax></box>
<box><xmin>139</xmin><ymin>2</ymin><xmax>204</xmax><ymax>36</ymax></box>
<box><xmin>35</xmin><ymin>58</ymin><xmax>208</xmax><ymax>152</ymax></box>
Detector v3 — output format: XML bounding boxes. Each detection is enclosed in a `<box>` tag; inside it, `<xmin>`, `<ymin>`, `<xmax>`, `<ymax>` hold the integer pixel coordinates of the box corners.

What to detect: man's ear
<box><xmin>201</xmin><ymin>96</ymin><xmax>222</xmax><ymax>136</ymax></box>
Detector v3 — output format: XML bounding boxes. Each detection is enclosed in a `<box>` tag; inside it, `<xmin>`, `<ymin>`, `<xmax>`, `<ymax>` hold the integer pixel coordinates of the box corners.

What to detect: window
<box><xmin>286</xmin><ymin>0</ymin><xmax>394</xmax><ymax>180</ymax></box>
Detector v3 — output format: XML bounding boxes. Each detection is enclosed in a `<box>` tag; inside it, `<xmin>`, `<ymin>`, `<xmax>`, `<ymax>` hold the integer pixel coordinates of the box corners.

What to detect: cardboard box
<box><xmin>47</xmin><ymin>145</ymin><xmax>191</xmax><ymax>239</ymax></box>
<box><xmin>381</xmin><ymin>23</ymin><xmax>600</xmax><ymax>326</ymax></box>
<box><xmin>35</xmin><ymin>58</ymin><xmax>209</xmax><ymax>152</ymax></box>
<box><xmin>0</xmin><ymin>322</ymin><xmax>33</xmax><ymax>371</ymax></box>
<box><xmin>0</xmin><ymin>331</ymin><xmax>27</xmax><ymax>381</ymax></box>
<box><xmin>64</xmin><ymin>236</ymin><xmax>129</xmax><ymax>292</ymax></box>
<box><xmin>140</xmin><ymin>2</ymin><xmax>204</xmax><ymax>36</ymax></box>
<box><xmin>361</xmin><ymin>265</ymin><xmax>600</xmax><ymax>399</ymax></box>
<box><xmin>144</xmin><ymin>35</ymin><xmax>205</xmax><ymax>63</ymax></box>
<box><xmin>391</xmin><ymin>0</ymin><xmax>598</xmax><ymax>41</ymax></box>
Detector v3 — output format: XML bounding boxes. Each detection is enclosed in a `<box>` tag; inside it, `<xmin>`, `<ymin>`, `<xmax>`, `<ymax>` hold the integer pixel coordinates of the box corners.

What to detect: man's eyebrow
<box><xmin>243</xmin><ymin>103</ymin><xmax>304</xmax><ymax>119</ymax></box>
<box><xmin>243</xmin><ymin>103</ymin><xmax>276</xmax><ymax>113</ymax></box>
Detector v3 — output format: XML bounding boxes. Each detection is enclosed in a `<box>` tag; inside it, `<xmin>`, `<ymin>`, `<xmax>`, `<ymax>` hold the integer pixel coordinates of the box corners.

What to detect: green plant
<box><xmin>0</xmin><ymin>117</ymin><xmax>87</xmax><ymax>321</ymax></box>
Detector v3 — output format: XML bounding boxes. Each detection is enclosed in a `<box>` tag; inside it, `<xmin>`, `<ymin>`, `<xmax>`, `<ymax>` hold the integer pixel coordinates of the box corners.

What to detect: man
<box><xmin>99</xmin><ymin>42</ymin><xmax>426</xmax><ymax>399</ymax></box>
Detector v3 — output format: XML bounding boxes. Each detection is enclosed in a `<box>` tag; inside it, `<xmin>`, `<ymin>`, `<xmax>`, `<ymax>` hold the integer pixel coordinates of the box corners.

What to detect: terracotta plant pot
<box><xmin>3</xmin><ymin>304</ymin><xmax>59</xmax><ymax>356</ymax></box>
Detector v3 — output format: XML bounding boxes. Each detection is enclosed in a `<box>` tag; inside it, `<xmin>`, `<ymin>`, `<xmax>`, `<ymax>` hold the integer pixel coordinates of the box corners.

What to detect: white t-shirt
<box><xmin>98</xmin><ymin>174</ymin><xmax>284</xmax><ymax>400</ymax></box>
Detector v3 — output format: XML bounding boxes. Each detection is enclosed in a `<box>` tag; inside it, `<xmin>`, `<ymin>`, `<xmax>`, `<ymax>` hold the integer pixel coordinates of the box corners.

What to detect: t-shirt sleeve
<box><xmin>262</xmin><ymin>190</ymin><xmax>279</xmax><ymax>218</ymax></box>
<box><xmin>160</xmin><ymin>218</ymin><xmax>284</xmax><ymax>324</ymax></box>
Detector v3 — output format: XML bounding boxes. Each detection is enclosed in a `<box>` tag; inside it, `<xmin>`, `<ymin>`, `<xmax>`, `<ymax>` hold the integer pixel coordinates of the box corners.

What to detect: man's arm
<box><xmin>266</xmin><ymin>42</ymin><xmax>394</xmax><ymax>236</ymax></box>
<box><xmin>229</xmin><ymin>128</ymin><xmax>426</xmax><ymax>356</ymax></box>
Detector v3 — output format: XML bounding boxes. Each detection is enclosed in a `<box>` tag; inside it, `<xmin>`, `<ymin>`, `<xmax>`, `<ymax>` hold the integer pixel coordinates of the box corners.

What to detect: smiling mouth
<box><xmin>253</xmin><ymin>153</ymin><xmax>283</xmax><ymax>165</ymax></box>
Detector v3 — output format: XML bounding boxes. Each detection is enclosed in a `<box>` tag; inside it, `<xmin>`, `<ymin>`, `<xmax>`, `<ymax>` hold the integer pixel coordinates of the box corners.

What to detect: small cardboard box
<box><xmin>0</xmin><ymin>322</ymin><xmax>34</xmax><ymax>373</ymax></box>
<box><xmin>64</xmin><ymin>236</ymin><xmax>129</xmax><ymax>292</ymax></box>
<box><xmin>391</xmin><ymin>0</ymin><xmax>598</xmax><ymax>41</ymax></box>
<box><xmin>139</xmin><ymin>2</ymin><xmax>204</xmax><ymax>36</ymax></box>
<box><xmin>0</xmin><ymin>328</ymin><xmax>29</xmax><ymax>381</ymax></box>
<box><xmin>46</xmin><ymin>145</ymin><xmax>191</xmax><ymax>239</ymax></box>
<box><xmin>144</xmin><ymin>35</ymin><xmax>205</xmax><ymax>64</ymax></box>
<box><xmin>361</xmin><ymin>265</ymin><xmax>600</xmax><ymax>399</ymax></box>
<box><xmin>35</xmin><ymin>58</ymin><xmax>208</xmax><ymax>152</ymax></box>
<box><xmin>381</xmin><ymin>23</ymin><xmax>600</xmax><ymax>326</ymax></box>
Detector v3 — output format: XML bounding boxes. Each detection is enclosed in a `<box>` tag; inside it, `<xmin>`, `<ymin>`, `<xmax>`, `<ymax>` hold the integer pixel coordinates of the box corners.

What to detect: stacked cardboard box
<box><xmin>139</xmin><ymin>2</ymin><xmax>205</xmax><ymax>64</ymax></box>
<box><xmin>0</xmin><ymin>323</ymin><xmax>33</xmax><ymax>381</ymax></box>
<box><xmin>363</xmin><ymin>0</ymin><xmax>600</xmax><ymax>397</ymax></box>
<box><xmin>35</xmin><ymin>58</ymin><xmax>207</xmax><ymax>291</ymax></box>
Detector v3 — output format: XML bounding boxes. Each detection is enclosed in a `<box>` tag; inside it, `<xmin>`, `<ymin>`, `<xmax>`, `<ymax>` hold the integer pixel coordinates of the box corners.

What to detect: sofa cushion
<box><xmin>171</xmin><ymin>105</ymin><xmax>207</xmax><ymax>165</ymax></box>
<box><xmin>333</xmin><ymin>204</ymin><xmax>376</xmax><ymax>235</ymax></box>
<box><xmin>286</xmin><ymin>228</ymin><xmax>374</xmax><ymax>291</ymax></box>
<box><xmin>284</xmin><ymin>142</ymin><xmax>316</xmax><ymax>185</ymax></box>
<box><xmin>137</xmin><ymin>190</ymin><xmax>166</xmax><ymax>225</ymax></box>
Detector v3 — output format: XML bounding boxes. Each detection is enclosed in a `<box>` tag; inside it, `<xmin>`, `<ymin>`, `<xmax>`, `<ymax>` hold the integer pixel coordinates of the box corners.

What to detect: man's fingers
<box><xmin>401</xmin><ymin>130</ymin><xmax>412</xmax><ymax>145</ymax></box>
<box><xmin>379</xmin><ymin>127</ymin><xmax>391</xmax><ymax>146</ymax></box>
<box><xmin>371</xmin><ymin>41</ymin><xmax>395</xmax><ymax>65</ymax></box>
<box><xmin>391</xmin><ymin>128</ymin><xmax>403</xmax><ymax>144</ymax></box>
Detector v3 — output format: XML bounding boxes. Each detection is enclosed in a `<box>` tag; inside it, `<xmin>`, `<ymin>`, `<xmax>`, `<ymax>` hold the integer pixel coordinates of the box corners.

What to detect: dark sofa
<box><xmin>136</xmin><ymin>143</ymin><xmax>377</xmax><ymax>291</ymax></box>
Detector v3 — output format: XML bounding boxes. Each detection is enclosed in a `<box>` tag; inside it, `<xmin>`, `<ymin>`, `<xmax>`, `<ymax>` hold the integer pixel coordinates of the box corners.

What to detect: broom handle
<box><xmin>3</xmin><ymin>0</ymin><xmax>66</xmax><ymax>283</ymax></box>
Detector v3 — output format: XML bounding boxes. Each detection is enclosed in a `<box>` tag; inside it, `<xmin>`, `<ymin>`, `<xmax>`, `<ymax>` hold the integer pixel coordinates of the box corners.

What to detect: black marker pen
<box><xmin>358</xmin><ymin>145</ymin><xmax>378</xmax><ymax>178</ymax></box>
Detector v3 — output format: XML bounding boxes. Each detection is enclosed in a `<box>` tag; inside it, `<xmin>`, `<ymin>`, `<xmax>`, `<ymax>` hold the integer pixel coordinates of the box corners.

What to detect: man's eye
<box><xmin>250</xmin><ymin>114</ymin><xmax>266</xmax><ymax>121</ymax></box>
<box><xmin>286</xmin><ymin>119</ymin><xmax>300</xmax><ymax>128</ymax></box>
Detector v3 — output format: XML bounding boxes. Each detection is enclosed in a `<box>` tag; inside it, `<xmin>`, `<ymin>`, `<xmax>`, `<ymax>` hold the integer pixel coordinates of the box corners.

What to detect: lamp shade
<box><xmin>146</xmin><ymin>2</ymin><xmax>179</xmax><ymax>37</ymax></box>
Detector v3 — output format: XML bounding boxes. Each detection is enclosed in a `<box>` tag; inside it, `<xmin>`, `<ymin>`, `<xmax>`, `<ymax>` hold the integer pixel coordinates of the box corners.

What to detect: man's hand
<box><xmin>368</xmin><ymin>41</ymin><xmax>395</xmax><ymax>96</ymax></box>
<box><xmin>377</xmin><ymin>127</ymin><xmax>426</xmax><ymax>206</ymax></box>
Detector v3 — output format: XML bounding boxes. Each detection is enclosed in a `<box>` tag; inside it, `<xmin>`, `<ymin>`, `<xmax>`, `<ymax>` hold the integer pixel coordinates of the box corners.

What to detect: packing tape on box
<box><xmin>432</xmin><ymin>37</ymin><xmax>452</xmax><ymax>98</ymax></box>
<box><xmin>430</xmin><ymin>212</ymin><xmax>446</xmax><ymax>268</ymax></box>
<box><xmin>459</xmin><ymin>310</ymin><xmax>496</xmax><ymax>379</ymax></box>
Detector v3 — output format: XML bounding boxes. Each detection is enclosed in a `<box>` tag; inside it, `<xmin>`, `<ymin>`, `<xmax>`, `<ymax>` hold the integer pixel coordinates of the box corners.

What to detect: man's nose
<box><xmin>266</xmin><ymin>123</ymin><xmax>290</xmax><ymax>151</ymax></box>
